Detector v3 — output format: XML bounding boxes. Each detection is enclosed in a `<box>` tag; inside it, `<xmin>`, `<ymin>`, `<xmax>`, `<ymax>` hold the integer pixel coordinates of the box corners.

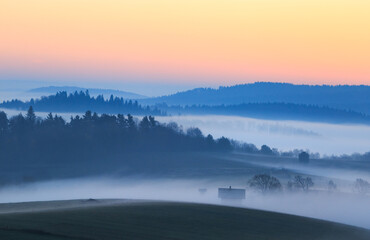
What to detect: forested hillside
<box><xmin>142</xmin><ymin>82</ymin><xmax>370</xmax><ymax>114</ymax></box>
<box><xmin>158</xmin><ymin>102</ymin><xmax>370</xmax><ymax>124</ymax></box>
<box><xmin>0</xmin><ymin>91</ymin><xmax>162</xmax><ymax>115</ymax></box>
<box><xmin>0</xmin><ymin>107</ymin><xmax>235</xmax><ymax>182</ymax></box>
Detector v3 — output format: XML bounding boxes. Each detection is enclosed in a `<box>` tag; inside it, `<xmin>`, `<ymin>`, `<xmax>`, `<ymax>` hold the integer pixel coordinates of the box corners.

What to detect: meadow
<box><xmin>0</xmin><ymin>200</ymin><xmax>369</xmax><ymax>240</ymax></box>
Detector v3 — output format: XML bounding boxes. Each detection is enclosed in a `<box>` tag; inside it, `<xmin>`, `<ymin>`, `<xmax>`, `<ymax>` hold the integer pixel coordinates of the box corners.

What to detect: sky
<box><xmin>0</xmin><ymin>0</ymin><xmax>369</xmax><ymax>93</ymax></box>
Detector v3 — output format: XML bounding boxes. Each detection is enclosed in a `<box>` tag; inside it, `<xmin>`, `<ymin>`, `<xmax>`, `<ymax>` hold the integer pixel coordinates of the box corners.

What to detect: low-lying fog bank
<box><xmin>157</xmin><ymin>115</ymin><xmax>370</xmax><ymax>156</ymax></box>
<box><xmin>1</xmin><ymin>177</ymin><xmax>370</xmax><ymax>229</ymax></box>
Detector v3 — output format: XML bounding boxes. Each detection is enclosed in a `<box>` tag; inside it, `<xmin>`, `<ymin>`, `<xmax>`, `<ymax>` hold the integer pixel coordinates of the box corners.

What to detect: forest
<box><xmin>0</xmin><ymin>107</ymin><xmax>235</xmax><ymax>172</ymax></box>
<box><xmin>0</xmin><ymin>107</ymin><xmax>234</xmax><ymax>162</ymax></box>
<box><xmin>0</xmin><ymin>107</ymin><xmax>241</xmax><ymax>182</ymax></box>
<box><xmin>0</xmin><ymin>91</ymin><xmax>163</xmax><ymax>115</ymax></box>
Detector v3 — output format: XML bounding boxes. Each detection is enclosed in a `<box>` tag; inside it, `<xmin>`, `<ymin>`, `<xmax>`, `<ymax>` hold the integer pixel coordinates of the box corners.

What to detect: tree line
<box><xmin>0</xmin><ymin>107</ymin><xmax>233</xmax><ymax>167</ymax></box>
<box><xmin>156</xmin><ymin>102</ymin><xmax>370</xmax><ymax>125</ymax></box>
<box><xmin>0</xmin><ymin>91</ymin><xmax>163</xmax><ymax>115</ymax></box>
<box><xmin>248</xmin><ymin>174</ymin><xmax>370</xmax><ymax>195</ymax></box>
<box><xmin>0</xmin><ymin>106</ymin><xmax>311</xmax><ymax>160</ymax></box>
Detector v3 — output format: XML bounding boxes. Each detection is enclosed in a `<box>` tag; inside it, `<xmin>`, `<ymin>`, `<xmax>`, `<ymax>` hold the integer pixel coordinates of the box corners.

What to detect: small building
<box><xmin>218</xmin><ymin>186</ymin><xmax>246</xmax><ymax>200</ymax></box>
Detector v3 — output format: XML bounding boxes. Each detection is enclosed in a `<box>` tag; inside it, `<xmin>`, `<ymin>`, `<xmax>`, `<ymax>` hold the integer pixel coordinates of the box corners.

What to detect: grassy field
<box><xmin>0</xmin><ymin>200</ymin><xmax>369</xmax><ymax>240</ymax></box>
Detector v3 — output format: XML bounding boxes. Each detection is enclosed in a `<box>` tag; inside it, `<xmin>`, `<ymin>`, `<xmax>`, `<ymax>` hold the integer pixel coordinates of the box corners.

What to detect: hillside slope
<box><xmin>0</xmin><ymin>200</ymin><xmax>369</xmax><ymax>240</ymax></box>
<box><xmin>142</xmin><ymin>82</ymin><xmax>370</xmax><ymax>114</ymax></box>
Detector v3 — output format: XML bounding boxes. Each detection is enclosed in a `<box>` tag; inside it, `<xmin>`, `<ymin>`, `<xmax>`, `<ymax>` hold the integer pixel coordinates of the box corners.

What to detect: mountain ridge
<box><xmin>140</xmin><ymin>82</ymin><xmax>370</xmax><ymax>114</ymax></box>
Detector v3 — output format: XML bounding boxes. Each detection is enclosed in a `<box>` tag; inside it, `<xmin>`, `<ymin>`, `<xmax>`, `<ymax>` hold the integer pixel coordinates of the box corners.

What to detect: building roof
<box><xmin>218</xmin><ymin>186</ymin><xmax>246</xmax><ymax>199</ymax></box>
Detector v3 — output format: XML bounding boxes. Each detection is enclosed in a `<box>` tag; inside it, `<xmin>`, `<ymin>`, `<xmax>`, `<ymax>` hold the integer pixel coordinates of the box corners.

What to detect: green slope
<box><xmin>0</xmin><ymin>200</ymin><xmax>368</xmax><ymax>240</ymax></box>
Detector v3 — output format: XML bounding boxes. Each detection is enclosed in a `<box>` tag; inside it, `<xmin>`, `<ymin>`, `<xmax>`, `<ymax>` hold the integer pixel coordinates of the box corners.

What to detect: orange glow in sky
<box><xmin>0</xmin><ymin>0</ymin><xmax>369</xmax><ymax>85</ymax></box>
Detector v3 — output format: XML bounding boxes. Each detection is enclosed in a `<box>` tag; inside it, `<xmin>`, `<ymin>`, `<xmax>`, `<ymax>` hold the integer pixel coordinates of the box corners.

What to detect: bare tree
<box><xmin>288</xmin><ymin>175</ymin><xmax>314</xmax><ymax>192</ymax></box>
<box><xmin>354</xmin><ymin>178</ymin><xmax>370</xmax><ymax>194</ymax></box>
<box><xmin>248</xmin><ymin>174</ymin><xmax>282</xmax><ymax>193</ymax></box>
<box><xmin>328</xmin><ymin>180</ymin><xmax>337</xmax><ymax>191</ymax></box>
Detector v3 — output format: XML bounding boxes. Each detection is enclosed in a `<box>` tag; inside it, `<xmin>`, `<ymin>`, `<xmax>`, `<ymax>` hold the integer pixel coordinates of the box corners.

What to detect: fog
<box><xmin>0</xmin><ymin>108</ymin><xmax>77</xmax><ymax>121</ymax></box>
<box><xmin>157</xmin><ymin>115</ymin><xmax>370</xmax><ymax>155</ymax></box>
<box><xmin>1</xmin><ymin>177</ymin><xmax>370</xmax><ymax>229</ymax></box>
<box><xmin>0</xmin><ymin>80</ymin><xmax>205</xmax><ymax>99</ymax></box>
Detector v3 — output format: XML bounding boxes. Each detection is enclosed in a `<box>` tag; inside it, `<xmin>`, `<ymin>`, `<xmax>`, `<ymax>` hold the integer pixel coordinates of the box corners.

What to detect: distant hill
<box><xmin>4</xmin><ymin>87</ymin><xmax>370</xmax><ymax>124</ymax></box>
<box><xmin>29</xmin><ymin>86</ymin><xmax>146</xmax><ymax>99</ymax></box>
<box><xmin>159</xmin><ymin>102</ymin><xmax>370</xmax><ymax>125</ymax></box>
<box><xmin>141</xmin><ymin>82</ymin><xmax>370</xmax><ymax>114</ymax></box>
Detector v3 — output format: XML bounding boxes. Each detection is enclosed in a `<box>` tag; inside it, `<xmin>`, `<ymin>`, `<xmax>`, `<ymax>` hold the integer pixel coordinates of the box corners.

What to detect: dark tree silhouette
<box><xmin>288</xmin><ymin>176</ymin><xmax>314</xmax><ymax>192</ymax></box>
<box><xmin>260</xmin><ymin>145</ymin><xmax>273</xmax><ymax>155</ymax></box>
<box><xmin>328</xmin><ymin>180</ymin><xmax>337</xmax><ymax>191</ymax></box>
<box><xmin>248</xmin><ymin>174</ymin><xmax>282</xmax><ymax>193</ymax></box>
<box><xmin>186</xmin><ymin>127</ymin><xmax>203</xmax><ymax>138</ymax></box>
<box><xmin>354</xmin><ymin>178</ymin><xmax>370</xmax><ymax>194</ymax></box>
<box><xmin>0</xmin><ymin>111</ymin><xmax>8</xmax><ymax>133</ymax></box>
<box><xmin>26</xmin><ymin>106</ymin><xmax>36</xmax><ymax>123</ymax></box>
<box><xmin>299</xmin><ymin>151</ymin><xmax>310</xmax><ymax>163</ymax></box>
<box><xmin>139</xmin><ymin>116</ymin><xmax>151</xmax><ymax>129</ymax></box>
<box><xmin>217</xmin><ymin>137</ymin><xmax>232</xmax><ymax>151</ymax></box>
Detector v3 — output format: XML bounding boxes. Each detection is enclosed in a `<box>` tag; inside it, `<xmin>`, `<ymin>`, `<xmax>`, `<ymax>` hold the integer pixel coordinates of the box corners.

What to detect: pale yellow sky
<box><xmin>1</xmin><ymin>0</ymin><xmax>369</xmax><ymax>84</ymax></box>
